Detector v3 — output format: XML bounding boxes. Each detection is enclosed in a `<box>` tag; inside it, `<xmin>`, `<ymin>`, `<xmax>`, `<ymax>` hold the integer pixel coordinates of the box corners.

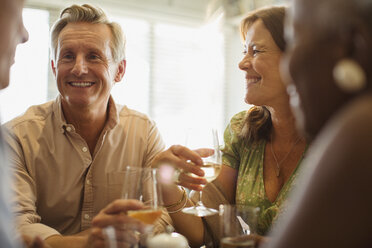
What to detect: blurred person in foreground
<box><xmin>0</xmin><ymin>0</ymin><xmax>46</xmax><ymax>247</ymax></box>
<box><xmin>3</xmin><ymin>4</ymin><xmax>170</xmax><ymax>248</ymax></box>
<box><xmin>263</xmin><ymin>0</ymin><xmax>372</xmax><ymax>247</ymax></box>
<box><xmin>152</xmin><ymin>6</ymin><xmax>307</xmax><ymax>247</ymax></box>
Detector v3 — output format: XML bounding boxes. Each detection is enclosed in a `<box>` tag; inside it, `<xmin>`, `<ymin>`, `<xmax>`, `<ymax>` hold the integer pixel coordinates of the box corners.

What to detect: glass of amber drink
<box><xmin>122</xmin><ymin>167</ymin><xmax>164</xmax><ymax>226</ymax></box>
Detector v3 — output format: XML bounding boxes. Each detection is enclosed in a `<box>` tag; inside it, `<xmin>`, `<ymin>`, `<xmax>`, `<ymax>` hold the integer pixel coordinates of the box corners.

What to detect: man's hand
<box><xmin>87</xmin><ymin>199</ymin><xmax>147</xmax><ymax>248</ymax></box>
<box><xmin>22</xmin><ymin>235</ymin><xmax>52</xmax><ymax>248</ymax></box>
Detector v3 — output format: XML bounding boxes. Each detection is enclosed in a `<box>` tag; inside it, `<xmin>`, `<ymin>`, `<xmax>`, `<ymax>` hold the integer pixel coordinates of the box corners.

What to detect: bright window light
<box><xmin>152</xmin><ymin>22</ymin><xmax>225</xmax><ymax>146</ymax></box>
<box><xmin>111</xmin><ymin>16</ymin><xmax>225</xmax><ymax>147</ymax></box>
<box><xmin>110</xmin><ymin>17</ymin><xmax>151</xmax><ymax>115</ymax></box>
<box><xmin>0</xmin><ymin>8</ymin><xmax>49</xmax><ymax>124</ymax></box>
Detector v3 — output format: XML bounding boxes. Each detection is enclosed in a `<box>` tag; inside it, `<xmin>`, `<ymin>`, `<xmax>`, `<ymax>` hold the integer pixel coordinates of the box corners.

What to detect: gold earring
<box><xmin>333</xmin><ymin>58</ymin><xmax>366</xmax><ymax>93</ymax></box>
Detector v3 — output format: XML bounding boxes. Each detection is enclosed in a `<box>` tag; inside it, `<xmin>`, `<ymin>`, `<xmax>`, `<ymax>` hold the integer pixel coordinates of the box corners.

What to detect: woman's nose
<box><xmin>239</xmin><ymin>55</ymin><xmax>252</xmax><ymax>71</ymax></box>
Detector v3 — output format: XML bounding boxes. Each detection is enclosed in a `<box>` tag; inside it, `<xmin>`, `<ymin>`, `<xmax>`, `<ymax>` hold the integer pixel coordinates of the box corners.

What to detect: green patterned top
<box><xmin>222</xmin><ymin>111</ymin><xmax>305</xmax><ymax>235</ymax></box>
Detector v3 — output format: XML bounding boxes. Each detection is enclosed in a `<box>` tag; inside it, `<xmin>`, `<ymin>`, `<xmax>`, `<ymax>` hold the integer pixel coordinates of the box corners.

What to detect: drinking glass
<box><xmin>219</xmin><ymin>204</ymin><xmax>260</xmax><ymax>248</ymax></box>
<box><xmin>122</xmin><ymin>166</ymin><xmax>164</xmax><ymax>225</ymax></box>
<box><xmin>104</xmin><ymin>167</ymin><xmax>164</xmax><ymax>248</ymax></box>
<box><xmin>181</xmin><ymin>128</ymin><xmax>222</xmax><ymax>217</ymax></box>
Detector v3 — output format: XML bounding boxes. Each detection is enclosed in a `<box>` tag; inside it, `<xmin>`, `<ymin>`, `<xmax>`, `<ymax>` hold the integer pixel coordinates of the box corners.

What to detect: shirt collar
<box><xmin>53</xmin><ymin>95</ymin><xmax>119</xmax><ymax>133</ymax></box>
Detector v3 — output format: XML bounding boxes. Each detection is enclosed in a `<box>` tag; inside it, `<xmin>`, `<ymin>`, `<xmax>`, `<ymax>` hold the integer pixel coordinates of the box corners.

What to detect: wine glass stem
<box><xmin>196</xmin><ymin>188</ymin><xmax>204</xmax><ymax>207</ymax></box>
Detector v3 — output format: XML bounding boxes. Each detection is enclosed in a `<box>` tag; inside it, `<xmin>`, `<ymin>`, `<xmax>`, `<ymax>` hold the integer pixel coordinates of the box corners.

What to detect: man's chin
<box><xmin>0</xmin><ymin>78</ymin><xmax>10</xmax><ymax>90</ymax></box>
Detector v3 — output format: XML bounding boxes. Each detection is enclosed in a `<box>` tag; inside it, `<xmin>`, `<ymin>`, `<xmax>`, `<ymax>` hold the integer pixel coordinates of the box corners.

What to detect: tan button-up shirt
<box><xmin>3</xmin><ymin>96</ymin><xmax>170</xmax><ymax>239</ymax></box>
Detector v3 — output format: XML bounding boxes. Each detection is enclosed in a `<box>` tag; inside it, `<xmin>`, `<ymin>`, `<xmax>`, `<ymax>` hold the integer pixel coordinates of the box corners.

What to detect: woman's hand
<box><xmin>153</xmin><ymin>145</ymin><xmax>214</xmax><ymax>191</ymax></box>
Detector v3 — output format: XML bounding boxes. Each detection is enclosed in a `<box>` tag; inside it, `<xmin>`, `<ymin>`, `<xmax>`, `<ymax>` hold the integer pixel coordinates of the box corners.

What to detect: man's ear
<box><xmin>51</xmin><ymin>60</ymin><xmax>57</xmax><ymax>77</ymax></box>
<box><xmin>114</xmin><ymin>59</ymin><xmax>126</xmax><ymax>83</ymax></box>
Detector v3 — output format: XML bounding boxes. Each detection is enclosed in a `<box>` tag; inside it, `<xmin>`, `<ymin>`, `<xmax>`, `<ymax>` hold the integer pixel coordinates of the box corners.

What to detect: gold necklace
<box><xmin>270</xmin><ymin>133</ymin><xmax>301</xmax><ymax>177</ymax></box>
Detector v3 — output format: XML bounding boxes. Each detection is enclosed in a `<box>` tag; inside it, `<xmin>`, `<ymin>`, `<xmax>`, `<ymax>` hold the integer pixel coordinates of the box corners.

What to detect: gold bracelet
<box><xmin>167</xmin><ymin>195</ymin><xmax>188</xmax><ymax>214</ymax></box>
<box><xmin>164</xmin><ymin>187</ymin><xmax>186</xmax><ymax>209</ymax></box>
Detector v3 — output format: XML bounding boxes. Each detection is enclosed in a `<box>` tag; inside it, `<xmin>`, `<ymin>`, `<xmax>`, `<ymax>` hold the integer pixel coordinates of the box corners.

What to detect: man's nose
<box><xmin>20</xmin><ymin>20</ymin><xmax>29</xmax><ymax>44</ymax></box>
<box><xmin>71</xmin><ymin>56</ymin><xmax>88</xmax><ymax>76</ymax></box>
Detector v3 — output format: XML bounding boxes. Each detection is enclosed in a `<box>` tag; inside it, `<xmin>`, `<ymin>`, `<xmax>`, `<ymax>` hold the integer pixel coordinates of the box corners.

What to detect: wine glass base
<box><xmin>182</xmin><ymin>205</ymin><xmax>218</xmax><ymax>217</ymax></box>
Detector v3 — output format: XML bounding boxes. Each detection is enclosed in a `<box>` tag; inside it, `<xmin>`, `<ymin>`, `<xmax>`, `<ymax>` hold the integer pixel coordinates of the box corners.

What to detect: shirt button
<box><xmin>66</xmin><ymin>126</ymin><xmax>72</xmax><ymax>132</ymax></box>
<box><xmin>82</xmin><ymin>147</ymin><xmax>88</xmax><ymax>152</ymax></box>
<box><xmin>86</xmin><ymin>179</ymin><xmax>91</xmax><ymax>185</ymax></box>
<box><xmin>84</xmin><ymin>214</ymin><xmax>90</xmax><ymax>220</ymax></box>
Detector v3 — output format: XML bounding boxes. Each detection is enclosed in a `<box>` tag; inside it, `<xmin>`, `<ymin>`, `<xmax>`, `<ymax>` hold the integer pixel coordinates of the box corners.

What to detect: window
<box><xmin>0</xmin><ymin>8</ymin><xmax>49</xmax><ymax>123</ymax></box>
<box><xmin>111</xmin><ymin>16</ymin><xmax>225</xmax><ymax>146</ymax></box>
<box><xmin>110</xmin><ymin>17</ymin><xmax>151</xmax><ymax>115</ymax></box>
<box><xmin>1</xmin><ymin>7</ymin><xmax>225</xmax><ymax>147</ymax></box>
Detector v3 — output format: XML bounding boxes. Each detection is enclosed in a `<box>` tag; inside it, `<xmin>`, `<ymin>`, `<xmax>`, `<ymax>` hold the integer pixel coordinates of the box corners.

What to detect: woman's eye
<box><xmin>253</xmin><ymin>49</ymin><xmax>261</xmax><ymax>55</ymax></box>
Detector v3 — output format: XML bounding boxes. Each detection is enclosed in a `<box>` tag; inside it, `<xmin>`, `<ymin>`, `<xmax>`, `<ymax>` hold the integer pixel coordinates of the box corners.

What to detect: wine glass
<box><xmin>219</xmin><ymin>204</ymin><xmax>260</xmax><ymax>248</ymax></box>
<box><xmin>121</xmin><ymin>166</ymin><xmax>164</xmax><ymax>226</ymax></box>
<box><xmin>182</xmin><ymin>128</ymin><xmax>222</xmax><ymax>217</ymax></box>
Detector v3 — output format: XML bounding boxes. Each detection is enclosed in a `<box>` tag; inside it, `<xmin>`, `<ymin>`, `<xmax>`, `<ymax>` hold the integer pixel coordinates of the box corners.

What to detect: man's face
<box><xmin>281</xmin><ymin>0</ymin><xmax>343</xmax><ymax>139</ymax></box>
<box><xmin>52</xmin><ymin>22</ymin><xmax>125</xmax><ymax>111</ymax></box>
<box><xmin>0</xmin><ymin>0</ymin><xmax>28</xmax><ymax>89</ymax></box>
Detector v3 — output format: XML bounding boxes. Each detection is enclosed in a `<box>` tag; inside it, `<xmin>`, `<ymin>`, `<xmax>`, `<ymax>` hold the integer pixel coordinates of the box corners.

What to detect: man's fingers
<box><xmin>92</xmin><ymin>212</ymin><xmax>145</xmax><ymax>231</ymax></box>
<box><xmin>29</xmin><ymin>237</ymin><xmax>46</xmax><ymax>248</ymax></box>
<box><xmin>22</xmin><ymin>235</ymin><xmax>50</xmax><ymax>248</ymax></box>
<box><xmin>103</xmin><ymin>199</ymin><xmax>144</xmax><ymax>215</ymax></box>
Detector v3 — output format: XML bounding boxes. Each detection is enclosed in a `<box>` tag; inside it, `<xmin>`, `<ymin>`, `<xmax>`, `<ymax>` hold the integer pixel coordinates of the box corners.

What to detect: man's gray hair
<box><xmin>50</xmin><ymin>4</ymin><xmax>126</xmax><ymax>62</ymax></box>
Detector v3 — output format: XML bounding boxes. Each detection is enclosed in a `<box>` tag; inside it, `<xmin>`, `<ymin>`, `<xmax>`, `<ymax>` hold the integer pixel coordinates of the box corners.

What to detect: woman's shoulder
<box><xmin>228</xmin><ymin>110</ymin><xmax>248</xmax><ymax>132</ymax></box>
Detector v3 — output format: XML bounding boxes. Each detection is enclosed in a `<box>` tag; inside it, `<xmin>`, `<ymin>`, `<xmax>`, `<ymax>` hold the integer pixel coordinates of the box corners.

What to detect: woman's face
<box><xmin>281</xmin><ymin>1</ymin><xmax>347</xmax><ymax>139</ymax></box>
<box><xmin>239</xmin><ymin>19</ymin><xmax>286</xmax><ymax>107</ymax></box>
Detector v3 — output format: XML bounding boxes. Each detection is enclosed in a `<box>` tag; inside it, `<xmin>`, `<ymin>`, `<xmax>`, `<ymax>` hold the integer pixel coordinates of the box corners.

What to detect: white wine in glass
<box><xmin>198</xmin><ymin>161</ymin><xmax>222</xmax><ymax>183</ymax></box>
<box><xmin>182</xmin><ymin>128</ymin><xmax>222</xmax><ymax>217</ymax></box>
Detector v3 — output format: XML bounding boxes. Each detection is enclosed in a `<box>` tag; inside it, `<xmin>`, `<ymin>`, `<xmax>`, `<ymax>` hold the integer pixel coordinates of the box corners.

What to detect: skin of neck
<box><xmin>266</xmin><ymin>97</ymin><xmax>302</xmax><ymax>143</ymax></box>
<box><xmin>61</xmin><ymin>98</ymin><xmax>109</xmax><ymax>152</ymax></box>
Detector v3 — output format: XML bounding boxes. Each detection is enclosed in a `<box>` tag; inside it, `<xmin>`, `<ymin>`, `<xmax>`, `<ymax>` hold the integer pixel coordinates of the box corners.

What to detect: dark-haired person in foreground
<box><xmin>264</xmin><ymin>0</ymin><xmax>372</xmax><ymax>247</ymax></box>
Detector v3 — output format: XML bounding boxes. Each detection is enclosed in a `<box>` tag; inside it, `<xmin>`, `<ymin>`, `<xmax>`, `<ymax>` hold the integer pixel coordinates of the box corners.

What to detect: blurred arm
<box><xmin>266</xmin><ymin>108</ymin><xmax>372</xmax><ymax>248</ymax></box>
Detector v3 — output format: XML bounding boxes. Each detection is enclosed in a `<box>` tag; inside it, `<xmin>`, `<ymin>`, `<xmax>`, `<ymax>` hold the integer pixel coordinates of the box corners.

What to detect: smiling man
<box><xmin>2</xmin><ymin>4</ymin><xmax>171</xmax><ymax>248</ymax></box>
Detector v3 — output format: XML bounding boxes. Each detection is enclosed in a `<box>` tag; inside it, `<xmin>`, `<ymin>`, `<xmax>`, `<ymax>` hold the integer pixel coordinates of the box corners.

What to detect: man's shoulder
<box><xmin>117</xmin><ymin>104</ymin><xmax>154</xmax><ymax>123</ymax></box>
<box><xmin>335</xmin><ymin>94</ymin><xmax>372</xmax><ymax>131</ymax></box>
<box><xmin>3</xmin><ymin>100</ymin><xmax>55</xmax><ymax>130</ymax></box>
